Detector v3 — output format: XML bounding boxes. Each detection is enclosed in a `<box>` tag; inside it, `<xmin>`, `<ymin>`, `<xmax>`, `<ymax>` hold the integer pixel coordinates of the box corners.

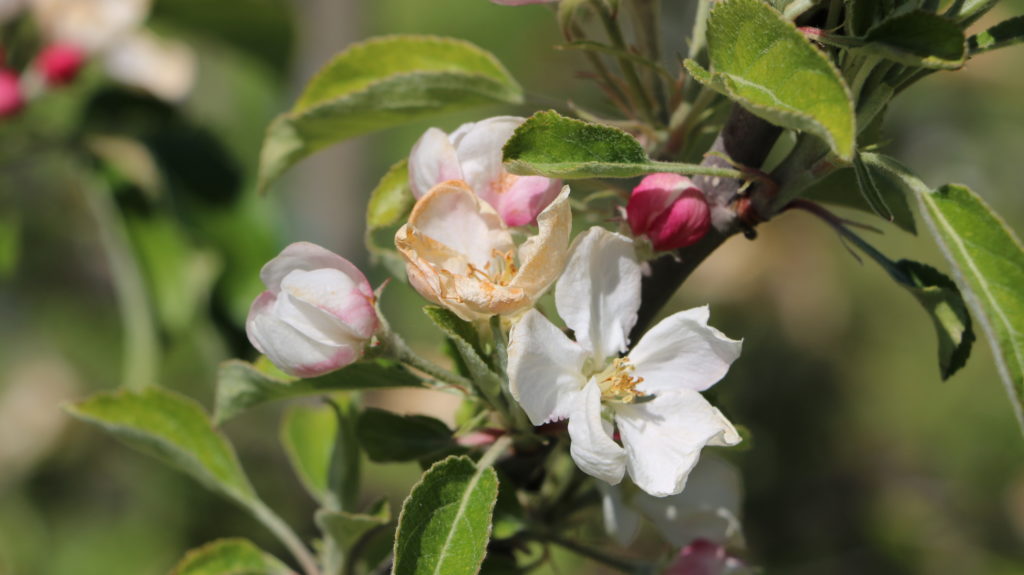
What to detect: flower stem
<box><xmin>591</xmin><ymin>0</ymin><xmax>660</xmax><ymax>127</ymax></box>
<box><xmin>378</xmin><ymin>329</ymin><xmax>472</xmax><ymax>395</ymax></box>
<box><xmin>249</xmin><ymin>500</ymin><xmax>322</xmax><ymax>575</ymax></box>
<box><xmin>526</xmin><ymin>531</ymin><xmax>655</xmax><ymax>574</ymax></box>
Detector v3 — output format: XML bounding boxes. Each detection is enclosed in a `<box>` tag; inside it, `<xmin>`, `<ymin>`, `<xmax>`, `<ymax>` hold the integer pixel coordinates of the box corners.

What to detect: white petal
<box><xmin>261</xmin><ymin>242</ymin><xmax>373</xmax><ymax>298</ymax></box>
<box><xmin>568</xmin><ymin>380</ymin><xmax>626</xmax><ymax>486</ymax></box>
<box><xmin>407</xmin><ymin>181</ymin><xmax>513</xmax><ymax>270</ymax></box>
<box><xmin>104</xmin><ymin>31</ymin><xmax>195</xmax><ymax>102</ymax></box>
<box><xmin>272</xmin><ymin>289</ymin><xmax>363</xmax><ymax>348</ymax></box>
<box><xmin>555</xmin><ymin>227</ymin><xmax>641</xmax><ymax>360</ymax></box>
<box><xmin>507</xmin><ymin>309</ymin><xmax>588</xmax><ymax>425</ymax></box>
<box><xmin>246</xmin><ymin>291</ymin><xmax>358</xmax><ymax>377</ymax></box>
<box><xmin>279</xmin><ymin>268</ymin><xmax>377</xmax><ymax>339</ymax></box>
<box><xmin>409</xmin><ymin>127</ymin><xmax>463</xmax><ymax>198</ymax></box>
<box><xmin>632</xmin><ymin>454</ymin><xmax>743</xmax><ymax>547</ymax></box>
<box><xmin>615</xmin><ymin>389</ymin><xmax>740</xmax><ymax>497</ymax></box>
<box><xmin>597</xmin><ymin>482</ymin><xmax>641</xmax><ymax>546</ymax></box>
<box><xmin>630</xmin><ymin>306</ymin><xmax>742</xmax><ymax>394</ymax></box>
<box><xmin>453</xmin><ymin>116</ymin><xmax>522</xmax><ymax>207</ymax></box>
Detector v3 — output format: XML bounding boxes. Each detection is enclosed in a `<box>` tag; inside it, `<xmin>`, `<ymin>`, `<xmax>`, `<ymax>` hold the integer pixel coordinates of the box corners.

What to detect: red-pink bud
<box><xmin>0</xmin><ymin>69</ymin><xmax>23</xmax><ymax>117</ymax></box>
<box><xmin>664</xmin><ymin>540</ymin><xmax>729</xmax><ymax>575</ymax></box>
<box><xmin>627</xmin><ymin>173</ymin><xmax>711</xmax><ymax>251</ymax></box>
<box><xmin>37</xmin><ymin>44</ymin><xmax>86</xmax><ymax>86</ymax></box>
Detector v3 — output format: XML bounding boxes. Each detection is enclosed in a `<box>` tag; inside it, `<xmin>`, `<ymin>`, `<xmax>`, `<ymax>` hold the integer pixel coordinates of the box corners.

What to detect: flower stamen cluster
<box><xmin>596</xmin><ymin>357</ymin><xmax>645</xmax><ymax>404</ymax></box>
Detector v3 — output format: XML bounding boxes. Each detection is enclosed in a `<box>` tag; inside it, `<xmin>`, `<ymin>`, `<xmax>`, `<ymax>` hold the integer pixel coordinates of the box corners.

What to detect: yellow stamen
<box><xmin>597</xmin><ymin>357</ymin><xmax>645</xmax><ymax>404</ymax></box>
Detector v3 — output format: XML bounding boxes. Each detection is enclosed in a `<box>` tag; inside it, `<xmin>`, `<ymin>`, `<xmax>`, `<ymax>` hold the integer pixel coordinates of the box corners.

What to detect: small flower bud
<box><xmin>627</xmin><ymin>173</ymin><xmax>711</xmax><ymax>252</ymax></box>
<box><xmin>0</xmin><ymin>69</ymin><xmax>23</xmax><ymax>117</ymax></box>
<box><xmin>37</xmin><ymin>43</ymin><xmax>85</xmax><ymax>86</ymax></box>
<box><xmin>246</xmin><ymin>242</ymin><xmax>379</xmax><ymax>377</ymax></box>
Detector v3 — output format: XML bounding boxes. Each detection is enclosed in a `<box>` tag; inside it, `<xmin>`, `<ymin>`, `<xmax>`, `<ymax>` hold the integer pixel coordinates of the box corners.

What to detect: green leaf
<box><xmin>67</xmin><ymin>388</ymin><xmax>257</xmax><ymax>506</ymax></box>
<box><xmin>969</xmin><ymin>16</ymin><xmax>1024</xmax><ymax>56</ymax></box>
<box><xmin>803</xmin><ymin>153</ymin><xmax>916</xmax><ymax>234</ymax></box>
<box><xmin>356</xmin><ymin>408</ymin><xmax>457</xmax><ymax>463</ymax></box>
<box><xmin>423</xmin><ymin>307</ymin><xmax>505</xmax><ymax>406</ymax></box>
<box><xmin>367</xmin><ymin>159</ymin><xmax>414</xmax><ymax>230</ymax></box>
<box><xmin>258</xmin><ymin>35</ymin><xmax>523</xmax><ymax>192</ymax></box>
<box><xmin>858</xmin><ymin>10</ymin><xmax>967</xmax><ymax>69</ymax></box>
<box><xmin>393</xmin><ymin>456</ymin><xmax>499</xmax><ymax>575</ymax></box>
<box><xmin>0</xmin><ymin>211</ymin><xmax>20</xmax><ymax>278</ymax></box>
<box><xmin>502</xmin><ymin>110</ymin><xmax>740</xmax><ymax>180</ymax></box>
<box><xmin>317</xmin><ymin>500</ymin><xmax>392</xmax><ymax>573</ymax></box>
<box><xmin>916</xmin><ymin>183</ymin><xmax>1024</xmax><ymax>425</ymax></box>
<box><xmin>170</xmin><ymin>538</ymin><xmax>291</xmax><ymax>575</ymax></box>
<box><xmin>280</xmin><ymin>404</ymin><xmax>337</xmax><ymax>504</ymax></box>
<box><xmin>685</xmin><ymin>0</ymin><xmax>855</xmax><ymax>161</ymax></box>
<box><xmin>892</xmin><ymin>260</ymin><xmax>975</xmax><ymax>379</ymax></box>
<box><xmin>215</xmin><ymin>359</ymin><xmax>423</xmax><ymax>425</ymax></box>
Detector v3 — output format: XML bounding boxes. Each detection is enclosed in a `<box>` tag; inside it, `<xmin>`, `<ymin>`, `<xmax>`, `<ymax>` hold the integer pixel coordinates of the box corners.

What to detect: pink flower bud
<box><xmin>0</xmin><ymin>69</ymin><xmax>23</xmax><ymax>117</ymax></box>
<box><xmin>664</xmin><ymin>540</ymin><xmax>739</xmax><ymax>575</ymax></box>
<box><xmin>627</xmin><ymin>173</ymin><xmax>711</xmax><ymax>252</ymax></box>
<box><xmin>37</xmin><ymin>43</ymin><xmax>85</xmax><ymax>86</ymax></box>
<box><xmin>246</xmin><ymin>242</ymin><xmax>379</xmax><ymax>378</ymax></box>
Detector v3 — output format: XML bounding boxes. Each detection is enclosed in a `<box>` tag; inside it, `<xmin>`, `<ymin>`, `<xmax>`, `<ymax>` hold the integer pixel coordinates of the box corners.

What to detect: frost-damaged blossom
<box><xmin>627</xmin><ymin>173</ymin><xmax>711</xmax><ymax>252</ymax></box>
<box><xmin>508</xmin><ymin>227</ymin><xmax>741</xmax><ymax>496</ymax></box>
<box><xmin>409</xmin><ymin>116</ymin><xmax>562</xmax><ymax>227</ymax></box>
<box><xmin>246</xmin><ymin>242</ymin><xmax>379</xmax><ymax>377</ymax></box>
<box><xmin>396</xmin><ymin>180</ymin><xmax>571</xmax><ymax>322</ymax></box>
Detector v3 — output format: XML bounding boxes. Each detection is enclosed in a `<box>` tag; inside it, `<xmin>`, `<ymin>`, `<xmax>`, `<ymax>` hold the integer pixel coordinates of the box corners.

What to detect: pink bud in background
<box><xmin>664</xmin><ymin>540</ymin><xmax>749</xmax><ymax>575</ymax></box>
<box><xmin>627</xmin><ymin>173</ymin><xmax>711</xmax><ymax>252</ymax></box>
<box><xmin>0</xmin><ymin>69</ymin><xmax>22</xmax><ymax>117</ymax></box>
<box><xmin>37</xmin><ymin>43</ymin><xmax>85</xmax><ymax>86</ymax></box>
<box><xmin>246</xmin><ymin>242</ymin><xmax>379</xmax><ymax>378</ymax></box>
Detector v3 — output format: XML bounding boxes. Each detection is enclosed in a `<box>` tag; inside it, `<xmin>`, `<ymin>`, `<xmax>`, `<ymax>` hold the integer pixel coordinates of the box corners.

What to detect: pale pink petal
<box><xmin>409</xmin><ymin>127</ymin><xmax>463</xmax><ymax>198</ymax></box>
<box><xmin>498</xmin><ymin>174</ymin><xmax>562</xmax><ymax>227</ymax></box>
<box><xmin>279</xmin><ymin>268</ymin><xmax>378</xmax><ymax>339</ymax></box>
<box><xmin>407</xmin><ymin>181</ymin><xmax>514</xmax><ymax>270</ymax></box>
<box><xmin>246</xmin><ymin>291</ymin><xmax>358</xmax><ymax>377</ymax></box>
<box><xmin>629</xmin><ymin>306</ymin><xmax>741</xmax><ymax>394</ymax></box>
<box><xmin>567</xmin><ymin>380</ymin><xmax>626</xmax><ymax>486</ymax></box>
<box><xmin>452</xmin><ymin>116</ymin><xmax>523</xmax><ymax>208</ymax></box>
<box><xmin>665</xmin><ymin>540</ymin><xmax>730</xmax><ymax>575</ymax></box>
<box><xmin>507</xmin><ymin>309</ymin><xmax>588</xmax><ymax>425</ymax></box>
<box><xmin>555</xmin><ymin>227</ymin><xmax>641</xmax><ymax>360</ymax></box>
<box><xmin>511</xmin><ymin>186</ymin><xmax>571</xmax><ymax>298</ymax></box>
<box><xmin>614</xmin><ymin>389</ymin><xmax>740</xmax><ymax>497</ymax></box>
<box><xmin>260</xmin><ymin>242</ymin><xmax>374</xmax><ymax>300</ymax></box>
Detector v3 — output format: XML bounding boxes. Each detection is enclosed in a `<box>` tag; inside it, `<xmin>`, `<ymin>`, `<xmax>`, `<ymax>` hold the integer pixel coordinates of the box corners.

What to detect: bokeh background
<box><xmin>1</xmin><ymin>1</ymin><xmax>1023</xmax><ymax>574</ymax></box>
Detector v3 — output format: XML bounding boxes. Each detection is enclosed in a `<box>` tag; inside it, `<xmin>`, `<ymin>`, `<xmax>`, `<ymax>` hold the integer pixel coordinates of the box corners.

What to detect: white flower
<box><xmin>409</xmin><ymin>116</ymin><xmax>562</xmax><ymax>227</ymax></box>
<box><xmin>508</xmin><ymin>227</ymin><xmax>742</xmax><ymax>496</ymax></box>
<box><xmin>395</xmin><ymin>180</ymin><xmax>571</xmax><ymax>322</ymax></box>
<box><xmin>246</xmin><ymin>242</ymin><xmax>379</xmax><ymax>377</ymax></box>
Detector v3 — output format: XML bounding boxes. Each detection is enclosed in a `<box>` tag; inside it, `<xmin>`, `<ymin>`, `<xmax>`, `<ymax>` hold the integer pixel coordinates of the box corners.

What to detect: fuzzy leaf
<box><xmin>356</xmin><ymin>408</ymin><xmax>457</xmax><ymax>463</ymax></box>
<box><xmin>67</xmin><ymin>388</ymin><xmax>257</xmax><ymax>506</ymax></box>
<box><xmin>858</xmin><ymin>10</ymin><xmax>967</xmax><ymax>69</ymax></box>
<box><xmin>917</xmin><ymin>183</ymin><xmax>1024</xmax><ymax>427</ymax></box>
<box><xmin>258</xmin><ymin>35</ymin><xmax>522</xmax><ymax>192</ymax></box>
<box><xmin>392</xmin><ymin>456</ymin><xmax>499</xmax><ymax>575</ymax></box>
<box><xmin>215</xmin><ymin>359</ymin><xmax>423</xmax><ymax>424</ymax></box>
<box><xmin>686</xmin><ymin>0</ymin><xmax>855</xmax><ymax>160</ymax></box>
<box><xmin>170</xmin><ymin>538</ymin><xmax>292</xmax><ymax>575</ymax></box>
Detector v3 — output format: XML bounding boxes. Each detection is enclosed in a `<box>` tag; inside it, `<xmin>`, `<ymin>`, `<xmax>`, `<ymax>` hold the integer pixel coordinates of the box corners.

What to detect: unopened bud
<box><xmin>37</xmin><ymin>44</ymin><xmax>85</xmax><ymax>86</ymax></box>
<box><xmin>246</xmin><ymin>242</ymin><xmax>380</xmax><ymax>377</ymax></box>
<box><xmin>627</xmin><ymin>173</ymin><xmax>711</xmax><ymax>251</ymax></box>
<box><xmin>0</xmin><ymin>69</ymin><xmax>23</xmax><ymax>117</ymax></box>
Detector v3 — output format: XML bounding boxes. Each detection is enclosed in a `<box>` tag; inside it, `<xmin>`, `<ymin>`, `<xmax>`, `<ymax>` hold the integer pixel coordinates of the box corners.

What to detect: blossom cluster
<box><xmin>245</xmin><ymin>115</ymin><xmax>744</xmax><ymax>571</ymax></box>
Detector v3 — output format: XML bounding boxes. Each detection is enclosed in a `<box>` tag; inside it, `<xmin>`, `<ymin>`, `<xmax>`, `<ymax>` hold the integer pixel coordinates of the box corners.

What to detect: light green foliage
<box><xmin>169</xmin><ymin>538</ymin><xmax>291</xmax><ymax>575</ymax></box>
<box><xmin>502</xmin><ymin>110</ymin><xmax>738</xmax><ymax>179</ymax></box>
<box><xmin>969</xmin><ymin>16</ymin><xmax>1024</xmax><ymax>56</ymax></box>
<box><xmin>366</xmin><ymin>159</ymin><xmax>416</xmax><ymax>279</ymax></box>
<box><xmin>685</xmin><ymin>0</ymin><xmax>855</xmax><ymax>161</ymax></box>
<box><xmin>858</xmin><ymin>10</ymin><xmax>967</xmax><ymax>69</ymax></box>
<box><xmin>393</xmin><ymin>456</ymin><xmax>499</xmax><ymax>575</ymax></box>
<box><xmin>280</xmin><ymin>404</ymin><xmax>338</xmax><ymax>505</ymax></box>
<box><xmin>356</xmin><ymin>408</ymin><xmax>457</xmax><ymax>463</ymax></box>
<box><xmin>317</xmin><ymin>500</ymin><xmax>392</xmax><ymax>571</ymax></box>
<box><xmin>891</xmin><ymin>260</ymin><xmax>975</xmax><ymax>379</ymax></box>
<box><xmin>850</xmin><ymin>152</ymin><xmax>917</xmax><ymax>234</ymax></box>
<box><xmin>423</xmin><ymin>307</ymin><xmax>505</xmax><ymax>408</ymax></box>
<box><xmin>258</xmin><ymin>35</ymin><xmax>523</xmax><ymax>192</ymax></box>
<box><xmin>67</xmin><ymin>388</ymin><xmax>257</xmax><ymax>506</ymax></box>
<box><xmin>917</xmin><ymin>184</ymin><xmax>1024</xmax><ymax>423</ymax></box>
<box><xmin>214</xmin><ymin>359</ymin><xmax>423</xmax><ymax>424</ymax></box>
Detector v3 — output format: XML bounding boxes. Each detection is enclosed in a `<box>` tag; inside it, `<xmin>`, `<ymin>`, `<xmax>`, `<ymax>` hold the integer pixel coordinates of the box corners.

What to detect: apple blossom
<box><xmin>246</xmin><ymin>242</ymin><xmax>379</xmax><ymax>378</ymax></box>
<box><xmin>0</xmin><ymin>69</ymin><xmax>23</xmax><ymax>117</ymax></box>
<box><xmin>627</xmin><ymin>173</ymin><xmax>711</xmax><ymax>251</ymax></box>
<box><xmin>37</xmin><ymin>43</ymin><xmax>85</xmax><ymax>85</ymax></box>
<box><xmin>409</xmin><ymin>116</ymin><xmax>562</xmax><ymax>227</ymax></box>
<box><xmin>395</xmin><ymin>180</ymin><xmax>571</xmax><ymax>322</ymax></box>
<box><xmin>508</xmin><ymin>227</ymin><xmax>742</xmax><ymax>496</ymax></box>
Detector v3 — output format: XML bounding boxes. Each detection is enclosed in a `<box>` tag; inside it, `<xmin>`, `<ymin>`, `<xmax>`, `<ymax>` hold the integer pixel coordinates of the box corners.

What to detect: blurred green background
<box><xmin>1</xmin><ymin>1</ymin><xmax>1022</xmax><ymax>574</ymax></box>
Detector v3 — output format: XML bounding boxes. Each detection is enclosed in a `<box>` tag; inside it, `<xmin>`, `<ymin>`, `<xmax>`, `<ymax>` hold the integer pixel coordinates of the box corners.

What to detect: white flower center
<box><xmin>595</xmin><ymin>357</ymin><xmax>645</xmax><ymax>404</ymax></box>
